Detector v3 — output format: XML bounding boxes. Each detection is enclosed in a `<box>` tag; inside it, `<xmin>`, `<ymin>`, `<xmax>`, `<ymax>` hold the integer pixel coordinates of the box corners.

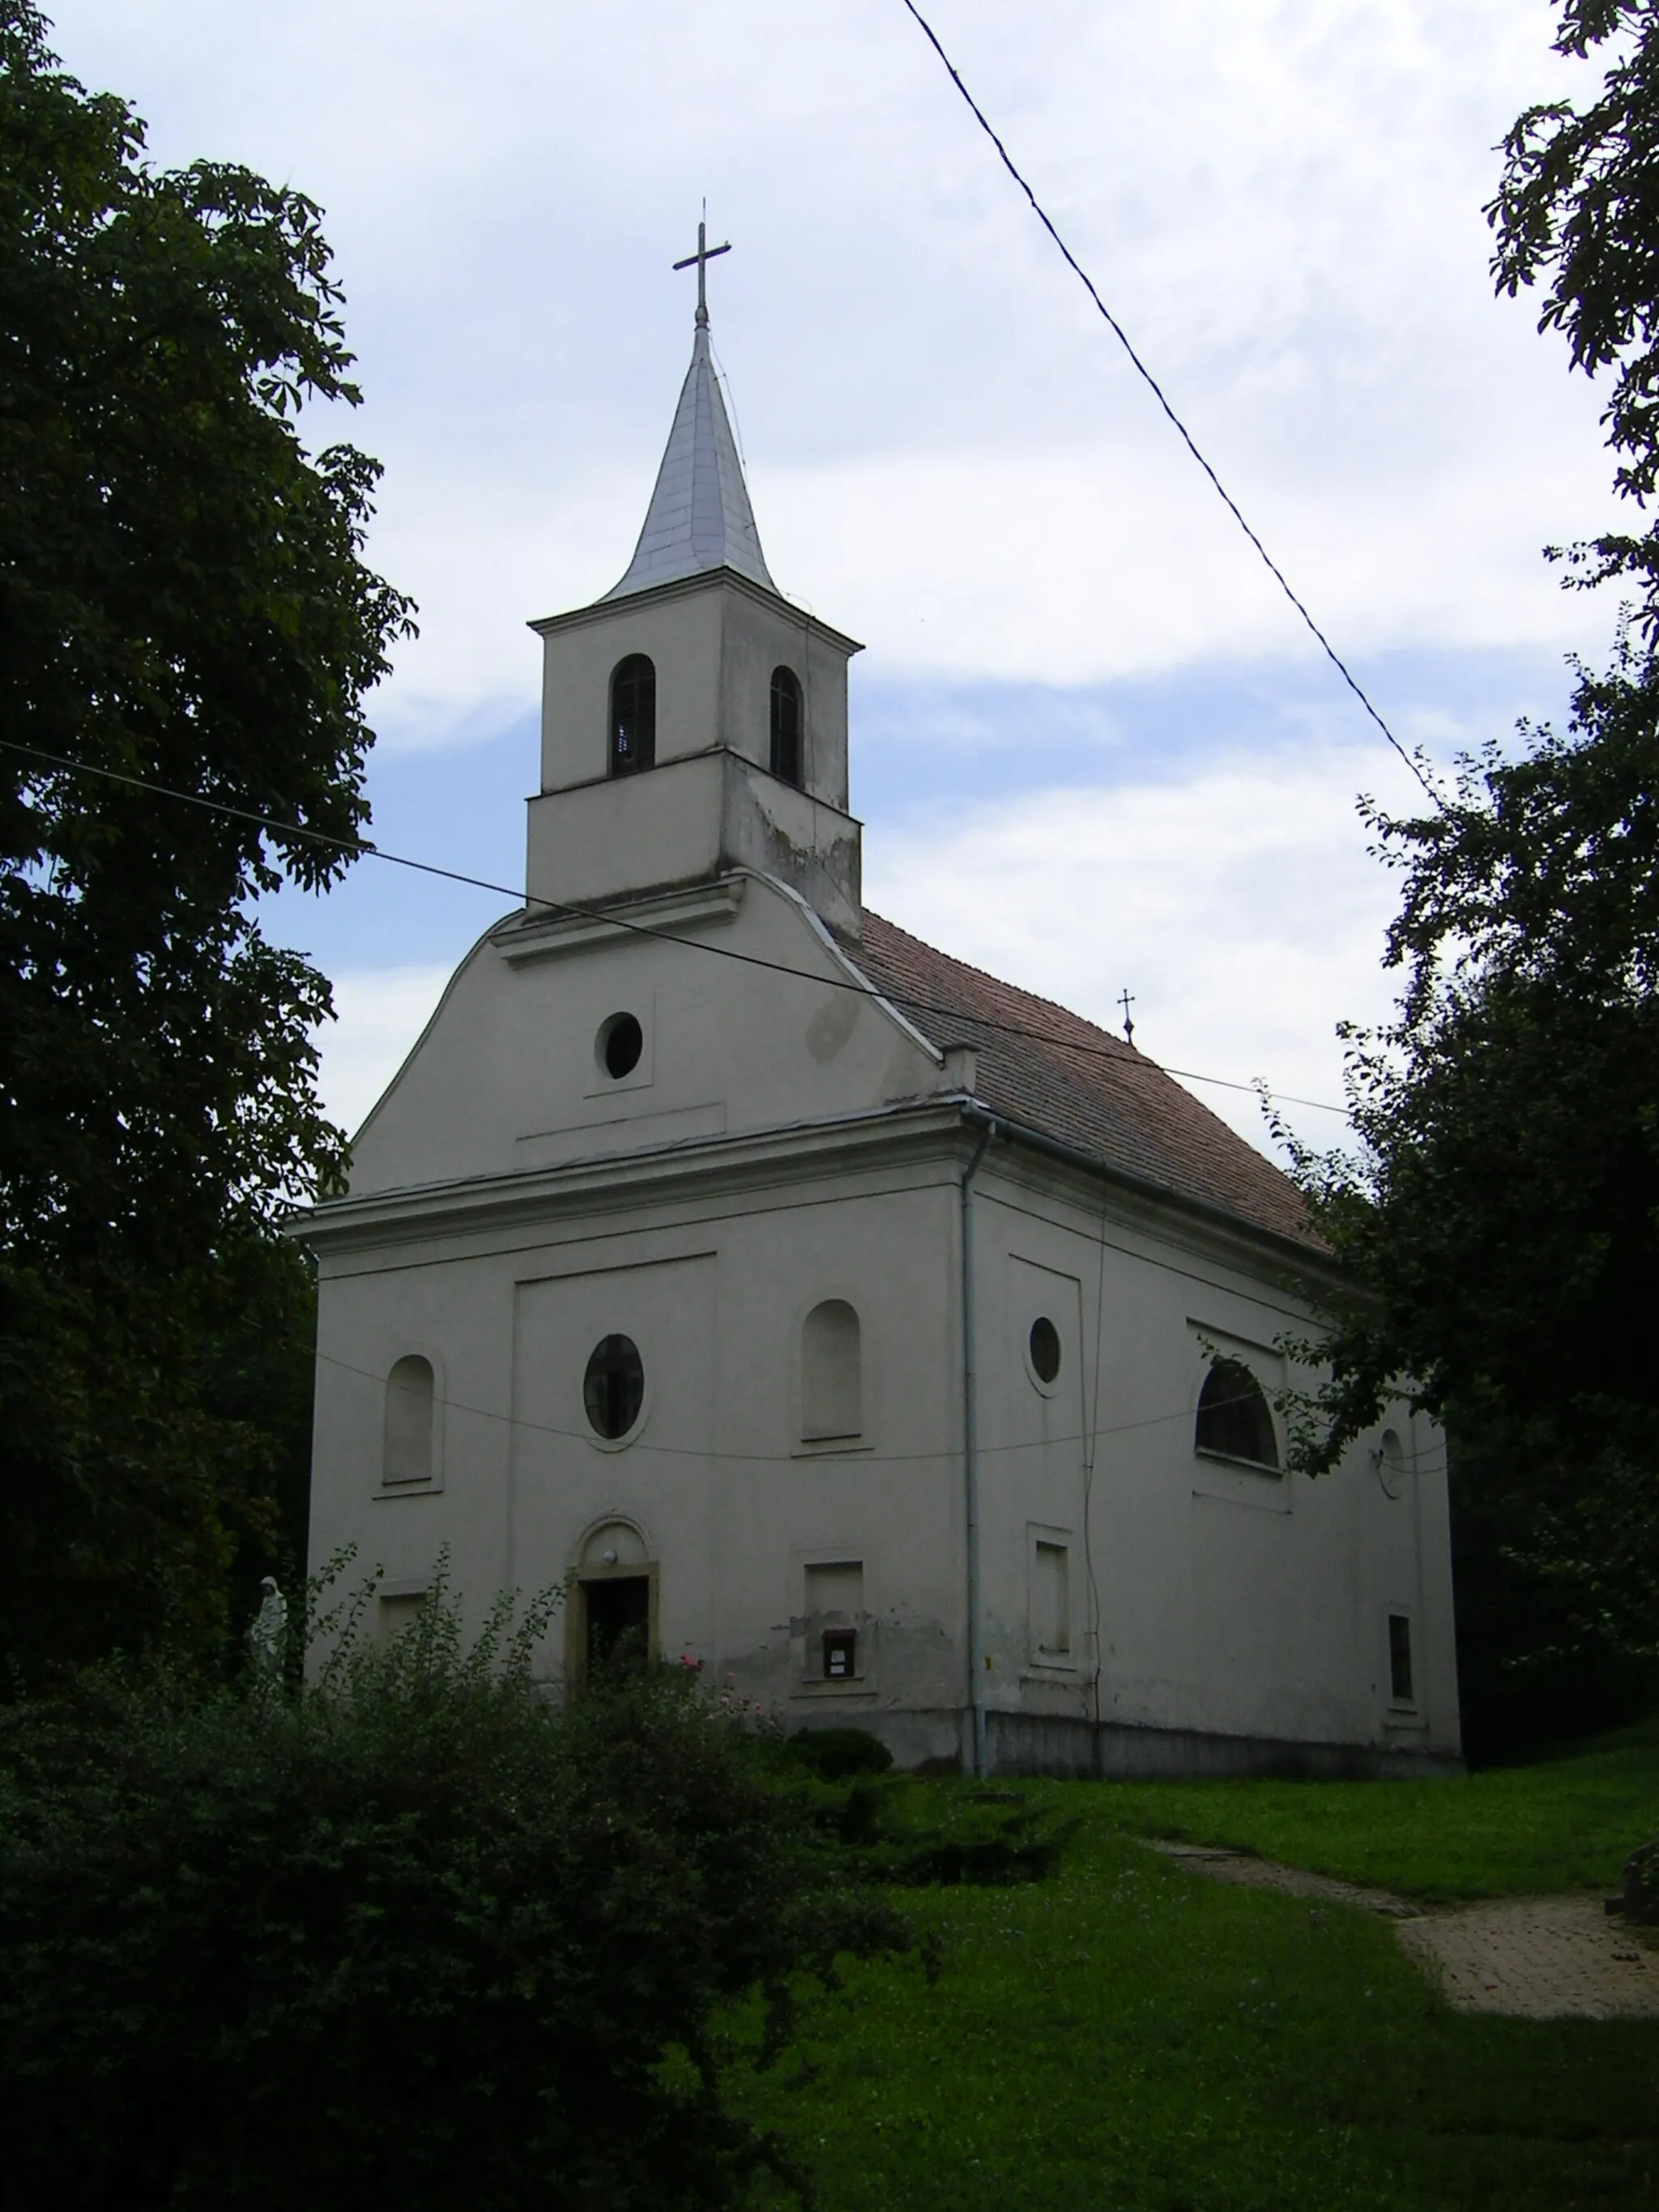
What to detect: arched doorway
<box><xmin>569</xmin><ymin>1517</ymin><xmax>657</xmax><ymax>1678</ymax></box>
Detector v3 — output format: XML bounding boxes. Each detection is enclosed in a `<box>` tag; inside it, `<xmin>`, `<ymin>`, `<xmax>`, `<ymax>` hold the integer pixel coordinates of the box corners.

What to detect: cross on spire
<box><xmin>672</xmin><ymin>217</ymin><xmax>731</xmax><ymax>328</ymax></box>
<box><xmin>1118</xmin><ymin>989</ymin><xmax>1137</xmax><ymax>1046</ymax></box>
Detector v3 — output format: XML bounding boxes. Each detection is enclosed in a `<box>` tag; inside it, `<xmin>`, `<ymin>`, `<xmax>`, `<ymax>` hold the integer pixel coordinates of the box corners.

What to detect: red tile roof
<box><xmin>854</xmin><ymin>910</ymin><xmax>1320</xmax><ymax>1251</ymax></box>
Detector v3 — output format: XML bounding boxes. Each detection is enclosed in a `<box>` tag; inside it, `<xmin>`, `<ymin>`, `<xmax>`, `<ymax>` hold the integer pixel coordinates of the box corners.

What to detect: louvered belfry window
<box><xmin>770</xmin><ymin>665</ymin><xmax>803</xmax><ymax>786</ymax></box>
<box><xmin>609</xmin><ymin>654</ymin><xmax>656</xmax><ymax>776</ymax></box>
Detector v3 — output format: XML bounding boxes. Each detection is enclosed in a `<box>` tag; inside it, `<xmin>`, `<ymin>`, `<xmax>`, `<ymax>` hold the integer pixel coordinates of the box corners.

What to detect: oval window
<box><xmin>598</xmin><ymin>1011</ymin><xmax>644</xmax><ymax>1080</ymax></box>
<box><xmin>1028</xmin><ymin>1316</ymin><xmax>1061</xmax><ymax>1385</ymax></box>
<box><xmin>583</xmin><ymin>1334</ymin><xmax>645</xmax><ymax>1440</ymax></box>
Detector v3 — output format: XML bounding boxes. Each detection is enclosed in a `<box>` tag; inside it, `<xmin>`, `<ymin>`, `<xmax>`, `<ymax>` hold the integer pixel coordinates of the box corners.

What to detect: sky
<box><xmin>47</xmin><ymin>0</ymin><xmax>1624</xmax><ymax>1153</ymax></box>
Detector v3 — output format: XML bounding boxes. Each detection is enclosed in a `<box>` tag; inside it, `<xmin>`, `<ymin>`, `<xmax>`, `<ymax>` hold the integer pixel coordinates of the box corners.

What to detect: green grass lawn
<box><xmin>731</xmin><ymin>1723</ymin><xmax>1659</xmax><ymax>2211</ymax></box>
<box><xmin>1100</xmin><ymin>1714</ymin><xmax>1659</xmax><ymax>1900</ymax></box>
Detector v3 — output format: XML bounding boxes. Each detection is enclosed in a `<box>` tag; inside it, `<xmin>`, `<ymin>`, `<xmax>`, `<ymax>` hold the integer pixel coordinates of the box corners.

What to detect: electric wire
<box><xmin>1</xmin><ymin>735</ymin><xmax>1349</xmax><ymax>1116</ymax></box>
<box><xmin>897</xmin><ymin>0</ymin><xmax>1443</xmax><ymax>813</ymax></box>
<box><xmin>322</xmin><ymin>1343</ymin><xmax>1427</xmax><ymax>1472</ymax></box>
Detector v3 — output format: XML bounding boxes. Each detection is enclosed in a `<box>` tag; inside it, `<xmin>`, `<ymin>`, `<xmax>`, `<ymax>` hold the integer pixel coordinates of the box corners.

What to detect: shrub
<box><xmin>0</xmin><ymin>1583</ymin><xmax>905</xmax><ymax>2211</ymax></box>
<box><xmin>776</xmin><ymin>1756</ymin><xmax>1073</xmax><ymax>1887</ymax></box>
<box><xmin>783</xmin><ymin>1724</ymin><xmax>894</xmax><ymax>1780</ymax></box>
<box><xmin>833</xmin><ymin>1779</ymin><xmax>1074</xmax><ymax>1886</ymax></box>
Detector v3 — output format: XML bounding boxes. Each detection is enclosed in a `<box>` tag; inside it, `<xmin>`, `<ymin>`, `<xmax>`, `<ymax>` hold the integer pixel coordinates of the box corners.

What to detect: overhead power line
<box><xmin>897</xmin><ymin>0</ymin><xmax>1443</xmax><ymax>813</ymax></box>
<box><xmin>320</xmin><ymin>1344</ymin><xmax>1452</xmax><ymax>1476</ymax></box>
<box><xmin>2</xmin><ymin>735</ymin><xmax>1349</xmax><ymax>1115</ymax></box>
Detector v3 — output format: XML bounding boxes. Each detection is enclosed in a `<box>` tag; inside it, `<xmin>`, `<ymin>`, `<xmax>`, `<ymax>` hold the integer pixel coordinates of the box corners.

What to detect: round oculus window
<box><xmin>1029</xmin><ymin>1316</ymin><xmax>1062</xmax><ymax>1385</ymax></box>
<box><xmin>598</xmin><ymin>1011</ymin><xmax>644</xmax><ymax>1080</ymax></box>
<box><xmin>583</xmin><ymin>1333</ymin><xmax>645</xmax><ymax>1440</ymax></box>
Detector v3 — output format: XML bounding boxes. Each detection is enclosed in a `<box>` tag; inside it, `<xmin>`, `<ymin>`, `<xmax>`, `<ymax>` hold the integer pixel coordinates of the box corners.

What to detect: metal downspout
<box><xmin>960</xmin><ymin>1115</ymin><xmax>996</xmax><ymax>1779</ymax></box>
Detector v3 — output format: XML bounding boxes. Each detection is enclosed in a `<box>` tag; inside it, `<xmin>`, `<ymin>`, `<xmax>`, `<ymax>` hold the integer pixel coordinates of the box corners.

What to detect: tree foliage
<box><xmin>0</xmin><ymin>1588</ymin><xmax>906</xmax><ymax>2212</ymax></box>
<box><xmin>1277</xmin><ymin>3</ymin><xmax>1659</xmax><ymax>1741</ymax></box>
<box><xmin>1282</xmin><ymin>644</ymin><xmax>1659</xmax><ymax>1726</ymax></box>
<box><xmin>0</xmin><ymin>2</ymin><xmax>413</xmax><ymax>1686</ymax></box>
<box><xmin>1488</xmin><ymin>0</ymin><xmax>1659</xmax><ymax>615</ymax></box>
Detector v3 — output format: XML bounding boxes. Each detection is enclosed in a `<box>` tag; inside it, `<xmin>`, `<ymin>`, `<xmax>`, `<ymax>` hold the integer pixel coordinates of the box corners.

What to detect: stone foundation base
<box><xmin>786</xmin><ymin>1707</ymin><xmax>1462</xmax><ymax>1781</ymax></box>
<box><xmin>994</xmin><ymin>1711</ymin><xmax>1462</xmax><ymax>1781</ymax></box>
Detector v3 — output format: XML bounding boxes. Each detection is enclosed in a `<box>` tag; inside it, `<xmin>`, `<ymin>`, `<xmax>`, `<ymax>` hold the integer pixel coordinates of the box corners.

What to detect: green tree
<box><xmin>1280</xmin><ymin>644</ymin><xmax>1659</xmax><ymax>1738</ymax></box>
<box><xmin>1489</xmin><ymin>0</ymin><xmax>1659</xmax><ymax>619</ymax></box>
<box><xmin>0</xmin><ymin>2</ymin><xmax>413</xmax><ymax>1687</ymax></box>
<box><xmin>1282</xmin><ymin>1</ymin><xmax>1659</xmax><ymax>1741</ymax></box>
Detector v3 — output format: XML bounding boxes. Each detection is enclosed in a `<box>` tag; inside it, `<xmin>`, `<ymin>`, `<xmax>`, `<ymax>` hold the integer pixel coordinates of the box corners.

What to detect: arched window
<box><xmin>1195</xmin><ymin>1356</ymin><xmax>1279</xmax><ymax>1470</ymax></box>
<box><xmin>609</xmin><ymin>654</ymin><xmax>656</xmax><ymax>777</ymax></box>
<box><xmin>802</xmin><ymin>1299</ymin><xmax>861</xmax><ymax>1441</ymax></box>
<box><xmin>383</xmin><ymin>1355</ymin><xmax>435</xmax><ymax>1485</ymax></box>
<box><xmin>1376</xmin><ymin>1427</ymin><xmax>1407</xmax><ymax>1499</ymax></box>
<box><xmin>770</xmin><ymin>665</ymin><xmax>803</xmax><ymax>786</ymax></box>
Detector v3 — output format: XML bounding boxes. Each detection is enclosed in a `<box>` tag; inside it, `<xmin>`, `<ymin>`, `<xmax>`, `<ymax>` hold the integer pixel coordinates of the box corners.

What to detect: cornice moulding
<box><xmin>291</xmin><ymin>1094</ymin><xmax>1334</xmax><ymax>1293</ymax></box>
<box><xmin>527</xmin><ymin>564</ymin><xmax>864</xmax><ymax>657</ymax></box>
<box><xmin>494</xmin><ymin>876</ymin><xmax>747</xmax><ymax>965</ymax></box>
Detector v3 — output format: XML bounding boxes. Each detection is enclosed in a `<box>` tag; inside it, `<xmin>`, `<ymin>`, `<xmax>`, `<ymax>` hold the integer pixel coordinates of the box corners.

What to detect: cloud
<box><xmin>310</xmin><ymin>744</ymin><xmax>1406</xmax><ymax>1173</ymax></box>
<box><xmin>51</xmin><ymin>0</ymin><xmax>1622</xmax><ymax>739</ymax></box>
<box><xmin>54</xmin><ymin>0</ymin><xmax>1618</xmax><ymax>1178</ymax></box>
<box><xmin>316</xmin><ymin>965</ymin><xmax>453</xmax><ymax>1139</ymax></box>
<box><xmin>864</xmin><ymin>744</ymin><xmax>1406</xmax><ymax>1158</ymax></box>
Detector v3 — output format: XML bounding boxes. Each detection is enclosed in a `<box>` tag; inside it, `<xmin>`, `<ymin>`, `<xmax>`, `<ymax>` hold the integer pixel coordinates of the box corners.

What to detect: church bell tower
<box><xmin>525</xmin><ymin>226</ymin><xmax>864</xmax><ymax>942</ymax></box>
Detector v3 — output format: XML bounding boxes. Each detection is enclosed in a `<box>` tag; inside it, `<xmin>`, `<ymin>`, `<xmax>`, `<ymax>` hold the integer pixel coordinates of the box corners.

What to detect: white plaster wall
<box><xmin>535</xmin><ymin>573</ymin><xmax>854</xmax><ymax>808</ymax></box>
<box><xmin>309</xmin><ymin>1119</ymin><xmax>1458</xmax><ymax>1767</ymax></box>
<box><xmin>348</xmin><ymin>875</ymin><xmax>936</xmax><ymax>1200</ymax></box>
<box><xmin>309</xmin><ymin>1243</ymin><xmax>518</xmax><ymax>1626</ymax></box>
<box><xmin>966</xmin><ymin>1161</ymin><xmax>1461</xmax><ymax>1762</ymax></box>
<box><xmin>306</xmin><ymin>883</ymin><xmax>1458</xmax><ymax>1771</ymax></box>
<box><xmin>308</xmin><ymin>1158</ymin><xmax>967</xmax><ymax>1735</ymax></box>
<box><xmin>523</xmin><ymin>753</ymin><xmax>861</xmax><ymax>934</ymax></box>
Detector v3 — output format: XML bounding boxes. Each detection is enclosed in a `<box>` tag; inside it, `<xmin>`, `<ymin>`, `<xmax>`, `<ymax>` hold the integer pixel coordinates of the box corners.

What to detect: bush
<box><xmin>830</xmin><ymin>1779</ymin><xmax>1074</xmax><ymax>1886</ymax></box>
<box><xmin>774</xmin><ymin>1754</ymin><xmax>1073</xmax><ymax>1887</ymax></box>
<box><xmin>0</xmin><ymin>1584</ymin><xmax>906</xmax><ymax>2211</ymax></box>
<box><xmin>783</xmin><ymin>1725</ymin><xmax>894</xmax><ymax>1779</ymax></box>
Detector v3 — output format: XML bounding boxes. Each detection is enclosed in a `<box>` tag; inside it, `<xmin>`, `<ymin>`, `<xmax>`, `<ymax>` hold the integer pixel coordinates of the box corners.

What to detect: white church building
<box><xmin>301</xmin><ymin>260</ymin><xmax>1461</xmax><ymax>1778</ymax></box>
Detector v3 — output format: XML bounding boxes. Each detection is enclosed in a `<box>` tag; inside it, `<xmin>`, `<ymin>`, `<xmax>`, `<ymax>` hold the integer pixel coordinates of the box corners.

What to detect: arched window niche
<box><xmin>801</xmin><ymin>1298</ymin><xmax>861</xmax><ymax>1443</ymax></box>
<box><xmin>1195</xmin><ymin>1355</ymin><xmax>1280</xmax><ymax>1472</ymax></box>
<box><xmin>383</xmin><ymin>1354</ymin><xmax>436</xmax><ymax>1486</ymax></box>
<box><xmin>770</xmin><ymin>665</ymin><xmax>803</xmax><ymax>786</ymax></box>
<box><xmin>609</xmin><ymin>654</ymin><xmax>656</xmax><ymax>777</ymax></box>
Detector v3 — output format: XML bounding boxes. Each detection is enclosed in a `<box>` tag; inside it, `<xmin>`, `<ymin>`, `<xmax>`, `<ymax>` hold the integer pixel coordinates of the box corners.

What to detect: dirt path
<box><xmin>1149</xmin><ymin>1839</ymin><xmax>1659</xmax><ymax>2021</ymax></box>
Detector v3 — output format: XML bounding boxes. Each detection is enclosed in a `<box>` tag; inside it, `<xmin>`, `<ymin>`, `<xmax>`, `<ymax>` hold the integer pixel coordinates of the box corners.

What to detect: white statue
<box><xmin>248</xmin><ymin>1575</ymin><xmax>288</xmax><ymax>1686</ymax></box>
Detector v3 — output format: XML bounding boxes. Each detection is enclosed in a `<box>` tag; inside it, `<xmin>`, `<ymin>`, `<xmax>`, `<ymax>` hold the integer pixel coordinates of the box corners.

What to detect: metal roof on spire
<box><xmin>603</xmin><ymin>223</ymin><xmax>777</xmax><ymax>601</ymax></box>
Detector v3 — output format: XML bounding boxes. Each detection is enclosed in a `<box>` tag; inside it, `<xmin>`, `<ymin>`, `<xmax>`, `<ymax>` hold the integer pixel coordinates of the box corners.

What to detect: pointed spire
<box><xmin>604</xmin><ymin>231</ymin><xmax>777</xmax><ymax>601</ymax></box>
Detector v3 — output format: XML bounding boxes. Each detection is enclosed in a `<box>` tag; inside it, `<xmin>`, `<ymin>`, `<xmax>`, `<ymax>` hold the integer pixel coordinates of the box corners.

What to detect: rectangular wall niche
<box><xmin>1388</xmin><ymin>1612</ymin><xmax>1415</xmax><ymax>1704</ymax></box>
<box><xmin>805</xmin><ymin>1559</ymin><xmax>863</xmax><ymax>1679</ymax></box>
<box><xmin>379</xmin><ymin>1592</ymin><xmax>426</xmax><ymax>1642</ymax></box>
<box><xmin>1030</xmin><ymin>1537</ymin><xmax>1072</xmax><ymax>1663</ymax></box>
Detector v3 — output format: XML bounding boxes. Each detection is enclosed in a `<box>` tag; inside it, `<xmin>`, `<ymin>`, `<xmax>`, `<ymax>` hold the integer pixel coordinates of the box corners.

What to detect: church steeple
<box><xmin>525</xmin><ymin>225</ymin><xmax>864</xmax><ymax>941</ymax></box>
<box><xmin>604</xmin><ymin>224</ymin><xmax>775</xmax><ymax>600</ymax></box>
